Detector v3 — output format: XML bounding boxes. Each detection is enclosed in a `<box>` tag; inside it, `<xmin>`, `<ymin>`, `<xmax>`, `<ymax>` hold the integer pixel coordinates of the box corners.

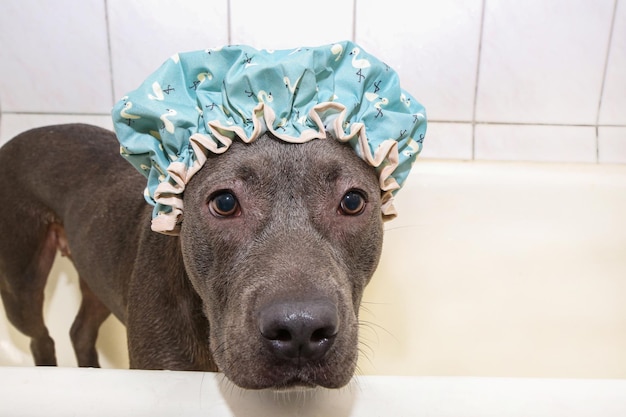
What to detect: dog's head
<box><xmin>179</xmin><ymin>133</ymin><xmax>384</xmax><ymax>389</ymax></box>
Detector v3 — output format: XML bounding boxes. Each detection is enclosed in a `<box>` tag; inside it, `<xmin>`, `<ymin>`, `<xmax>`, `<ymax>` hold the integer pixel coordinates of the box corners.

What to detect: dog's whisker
<box><xmin>357</xmin><ymin>344</ymin><xmax>378</xmax><ymax>371</ymax></box>
<box><xmin>353</xmin><ymin>361</ymin><xmax>366</xmax><ymax>378</ymax></box>
<box><xmin>216</xmin><ymin>373</ymin><xmax>241</xmax><ymax>399</ymax></box>
<box><xmin>358</xmin><ymin>337</ymin><xmax>377</xmax><ymax>357</ymax></box>
<box><xmin>345</xmin><ymin>373</ymin><xmax>363</xmax><ymax>396</ymax></box>
<box><xmin>359</xmin><ymin>319</ymin><xmax>398</xmax><ymax>342</ymax></box>
<box><xmin>360</xmin><ymin>299</ymin><xmax>394</xmax><ymax>308</ymax></box>
<box><xmin>383</xmin><ymin>223</ymin><xmax>424</xmax><ymax>233</ymax></box>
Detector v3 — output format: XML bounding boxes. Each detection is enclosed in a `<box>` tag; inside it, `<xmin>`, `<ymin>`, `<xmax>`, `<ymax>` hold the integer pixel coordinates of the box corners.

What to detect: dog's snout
<box><xmin>258</xmin><ymin>299</ymin><xmax>338</xmax><ymax>363</ymax></box>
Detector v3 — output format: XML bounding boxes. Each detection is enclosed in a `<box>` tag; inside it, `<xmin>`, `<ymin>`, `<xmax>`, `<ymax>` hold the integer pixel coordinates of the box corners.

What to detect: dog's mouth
<box><xmin>214</xmin><ymin>335</ymin><xmax>356</xmax><ymax>390</ymax></box>
<box><xmin>269</xmin><ymin>370</ymin><xmax>326</xmax><ymax>390</ymax></box>
<box><xmin>225</xmin><ymin>356</ymin><xmax>354</xmax><ymax>390</ymax></box>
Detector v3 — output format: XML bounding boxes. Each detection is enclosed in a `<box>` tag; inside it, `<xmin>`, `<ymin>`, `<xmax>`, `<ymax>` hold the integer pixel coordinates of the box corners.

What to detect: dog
<box><xmin>0</xmin><ymin>123</ymin><xmax>384</xmax><ymax>389</ymax></box>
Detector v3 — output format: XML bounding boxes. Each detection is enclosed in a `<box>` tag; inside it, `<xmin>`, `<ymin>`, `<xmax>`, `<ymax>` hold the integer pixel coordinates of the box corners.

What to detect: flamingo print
<box><xmin>257</xmin><ymin>90</ymin><xmax>273</xmax><ymax>104</ymax></box>
<box><xmin>365</xmin><ymin>92</ymin><xmax>379</xmax><ymax>102</ymax></box>
<box><xmin>373</xmin><ymin>97</ymin><xmax>389</xmax><ymax>118</ymax></box>
<box><xmin>120</xmin><ymin>101</ymin><xmax>140</xmax><ymax>125</ymax></box>
<box><xmin>190</xmin><ymin>72</ymin><xmax>213</xmax><ymax>90</ymax></box>
<box><xmin>350</xmin><ymin>48</ymin><xmax>371</xmax><ymax>69</ymax></box>
<box><xmin>204</xmin><ymin>46</ymin><xmax>223</xmax><ymax>54</ymax></box>
<box><xmin>331</xmin><ymin>43</ymin><xmax>343</xmax><ymax>61</ymax></box>
<box><xmin>400</xmin><ymin>93</ymin><xmax>412</xmax><ymax>107</ymax></box>
<box><xmin>198</xmin><ymin>72</ymin><xmax>213</xmax><ymax>83</ymax></box>
<box><xmin>350</xmin><ymin>47</ymin><xmax>370</xmax><ymax>82</ymax></box>
<box><xmin>402</xmin><ymin>138</ymin><xmax>420</xmax><ymax>157</ymax></box>
<box><xmin>148</xmin><ymin>82</ymin><xmax>165</xmax><ymax>101</ymax></box>
<box><xmin>160</xmin><ymin>109</ymin><xmax>177</xmax><ymax>134</ymax></box>
<box><xmin>284</xmin><ymin>76</ymin><xmax>301</xmax><ymax>94</ymax></box>
<box><xmin>275</xmin><ymin>118</ymin><xmax>288</xmax><ymax>131</ymax></box>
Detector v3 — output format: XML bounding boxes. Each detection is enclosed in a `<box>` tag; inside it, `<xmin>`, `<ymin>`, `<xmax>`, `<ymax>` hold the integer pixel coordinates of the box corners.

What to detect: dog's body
<box><xmin>0</xmin><ymin>124</ymin><xmax>384</xmax><ymax>389</ymax></box>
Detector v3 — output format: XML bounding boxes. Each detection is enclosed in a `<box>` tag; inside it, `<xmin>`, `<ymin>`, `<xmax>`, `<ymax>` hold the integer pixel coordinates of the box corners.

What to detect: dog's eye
<box><xmin>339</xmin><ymin>190</ymin><xmax>366</xmax><ymax>215</ymax></box>
<box><xmin>209</xmin><ymin>191</ymin><xmax>240</xmax><ymax>217</ymax></box>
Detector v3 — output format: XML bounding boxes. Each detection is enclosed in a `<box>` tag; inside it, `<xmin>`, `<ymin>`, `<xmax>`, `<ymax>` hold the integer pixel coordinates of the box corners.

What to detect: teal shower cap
<box><xmin>112</xmin><ymin>41</ymin><xmax>426</xmax><ymax>234</ymax></box>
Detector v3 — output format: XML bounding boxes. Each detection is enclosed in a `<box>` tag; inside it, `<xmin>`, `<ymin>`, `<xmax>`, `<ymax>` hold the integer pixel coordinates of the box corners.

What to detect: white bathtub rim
<box><xmin>0</xmin><ymin>367</ymin><xmax>625</xmax><ymax>416</ymax></box>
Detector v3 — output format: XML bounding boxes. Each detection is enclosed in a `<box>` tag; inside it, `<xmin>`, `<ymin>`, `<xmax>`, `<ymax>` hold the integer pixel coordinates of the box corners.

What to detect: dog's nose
<box><xmin>258</xmin><ymin>299</ymin><xmax>339</xmax><ymax>363</ymax></box>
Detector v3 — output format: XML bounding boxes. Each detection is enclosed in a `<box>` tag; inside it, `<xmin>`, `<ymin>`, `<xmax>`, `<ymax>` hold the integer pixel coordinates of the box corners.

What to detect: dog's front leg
<box><xmin>125</xmin><ymin>236</ymin><xmax>217</xmax><ymax>372</ymax></box>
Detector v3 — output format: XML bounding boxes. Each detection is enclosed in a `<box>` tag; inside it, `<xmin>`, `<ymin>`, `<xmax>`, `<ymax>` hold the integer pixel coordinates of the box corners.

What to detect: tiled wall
<box><xmin>0</xmin><ymin>0</ymin><xmax>624</xmax><ymax>163</ymax></box>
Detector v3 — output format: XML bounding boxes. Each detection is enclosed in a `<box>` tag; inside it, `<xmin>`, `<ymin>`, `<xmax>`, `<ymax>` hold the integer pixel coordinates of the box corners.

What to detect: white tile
<box><xmin>598</xmin><ymin>127</ymin><xmax>626</xmax><ymax>164</ymax></box>
<box><xmin>230</xmin><ymin>0</ymin><xmax>352</xmax><ymax>49</ymax></box>
<box><xmin>0</xmin><ymin>0</ymin><xmax>112</xmax><ymax>114</ymax></box>
<box><xmin>476</xmin><ymin>0</ymin><xmax>614</xmax><ymax>125</ymax></box>
<box><xmin>419</xmin><ymin>122</ymin><xmax>473</xmax><ymax>160</ymax></box>
<box><xmin>356</xmin><ymin>0</ymin><xmax>482</xmax><ymax>122</ymax></box>
<box><xmin>108</xmin><ymin>0</ymin><xmax>229</xmax><ymax>99</ymax></box>
<box><xmin>599</xmin><ymin>2</ymin><xmax>626</xmax><ymax>125</ymax></box>
<box><xmin>0</xmin><ymin>113</ymin><xmax>114</xmax><ymax>146</ymax></box>
<box><xmin>474</xmin><ymin>124</ymin><xmax>597</xmax><ymax>163</ymax></box>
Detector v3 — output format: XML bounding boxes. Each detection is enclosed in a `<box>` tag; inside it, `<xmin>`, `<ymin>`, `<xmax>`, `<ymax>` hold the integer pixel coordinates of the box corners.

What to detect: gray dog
<box><xmin>0</xmin><ymin>123</ymin><xmax>384</xmax><ymax>389</ymax></box>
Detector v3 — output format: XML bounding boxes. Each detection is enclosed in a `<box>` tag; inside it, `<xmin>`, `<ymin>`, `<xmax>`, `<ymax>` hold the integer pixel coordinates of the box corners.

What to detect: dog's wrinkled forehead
<box><xmin>198</xmin><ymin>134</ymin><xmax>379</xmax><ymax>192</ymax></box>
<box><xmin>111</xmin><ymin>41</ymin><xmax>427</xmax><ymax>235</ymax></box>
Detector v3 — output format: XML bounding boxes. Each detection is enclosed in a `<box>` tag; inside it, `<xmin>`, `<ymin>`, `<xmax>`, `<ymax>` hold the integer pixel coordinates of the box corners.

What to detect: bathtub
<box><xmin>1</xmin><ymin>160</ymin><xmax>626</xmax><ymax>414</ymax></box>
<box><xmin>1</xmin><ymin>367</ymin><xmax>625</xmax><ymax>416</ymax></box>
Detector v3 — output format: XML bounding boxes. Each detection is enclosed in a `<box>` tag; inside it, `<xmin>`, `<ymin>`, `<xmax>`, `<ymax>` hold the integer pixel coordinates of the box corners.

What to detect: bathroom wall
<box><xmin>0</xmin><ymin>0</ymin><xmax>624</xmax><ymax>159</ymax></box>
<box><xmin>0</xmin><ymin>0</ymin><xmax>625</xmax><ymax>378</ymax></box>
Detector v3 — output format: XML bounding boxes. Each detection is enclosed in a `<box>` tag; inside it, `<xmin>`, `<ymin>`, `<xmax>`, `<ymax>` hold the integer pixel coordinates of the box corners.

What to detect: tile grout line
<box><xmin>4</xmin><ymin>112</ymin><xmax>113</xmax><ymax>117</ymax></box>
<box><xmin>352</xmin><ymin>0</ymin><xmax>358</xmax><ymax>42</ymax></box>
<box><xmin>3</xmin><ymin>112</ymin><xmax>626</xmax><ymax>129</ymax></box>
<box><xmin>471</xmin><ymin>0</ymin><xmax>487</xmax><ymax>161</ymax></box>
<box><xmin>442</xmin><ymin>121</ymin><xmax>626</xmax><ymax>128</ymax></box>
<box><xmin>104</xmin><ymin>0</ymin><xmax>116</xmax><ymax>105</ymax></box>
<box><xmin>226</xmin><ymin>0</ymin><xmax>232</xmax><ymax>45</ymax></box>
<box><xmin>595</xmin><ymin>0</ymin><xmax>619</xmax><ymax>164</ymax></box>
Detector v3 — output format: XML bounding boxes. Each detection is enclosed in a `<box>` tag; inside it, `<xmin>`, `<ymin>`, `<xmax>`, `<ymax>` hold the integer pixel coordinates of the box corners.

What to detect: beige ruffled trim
<box><xmin>150</xmin><ymin>101</ymin><xmax>401</xmax><ymax>235</ymax></box>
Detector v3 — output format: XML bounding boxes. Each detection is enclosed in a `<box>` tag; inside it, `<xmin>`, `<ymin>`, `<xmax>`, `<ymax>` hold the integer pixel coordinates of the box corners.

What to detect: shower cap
<box><xmin>112</xmin><ymin>41</ymin><xmax>427</xmax><ymax>235</ymax></box>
